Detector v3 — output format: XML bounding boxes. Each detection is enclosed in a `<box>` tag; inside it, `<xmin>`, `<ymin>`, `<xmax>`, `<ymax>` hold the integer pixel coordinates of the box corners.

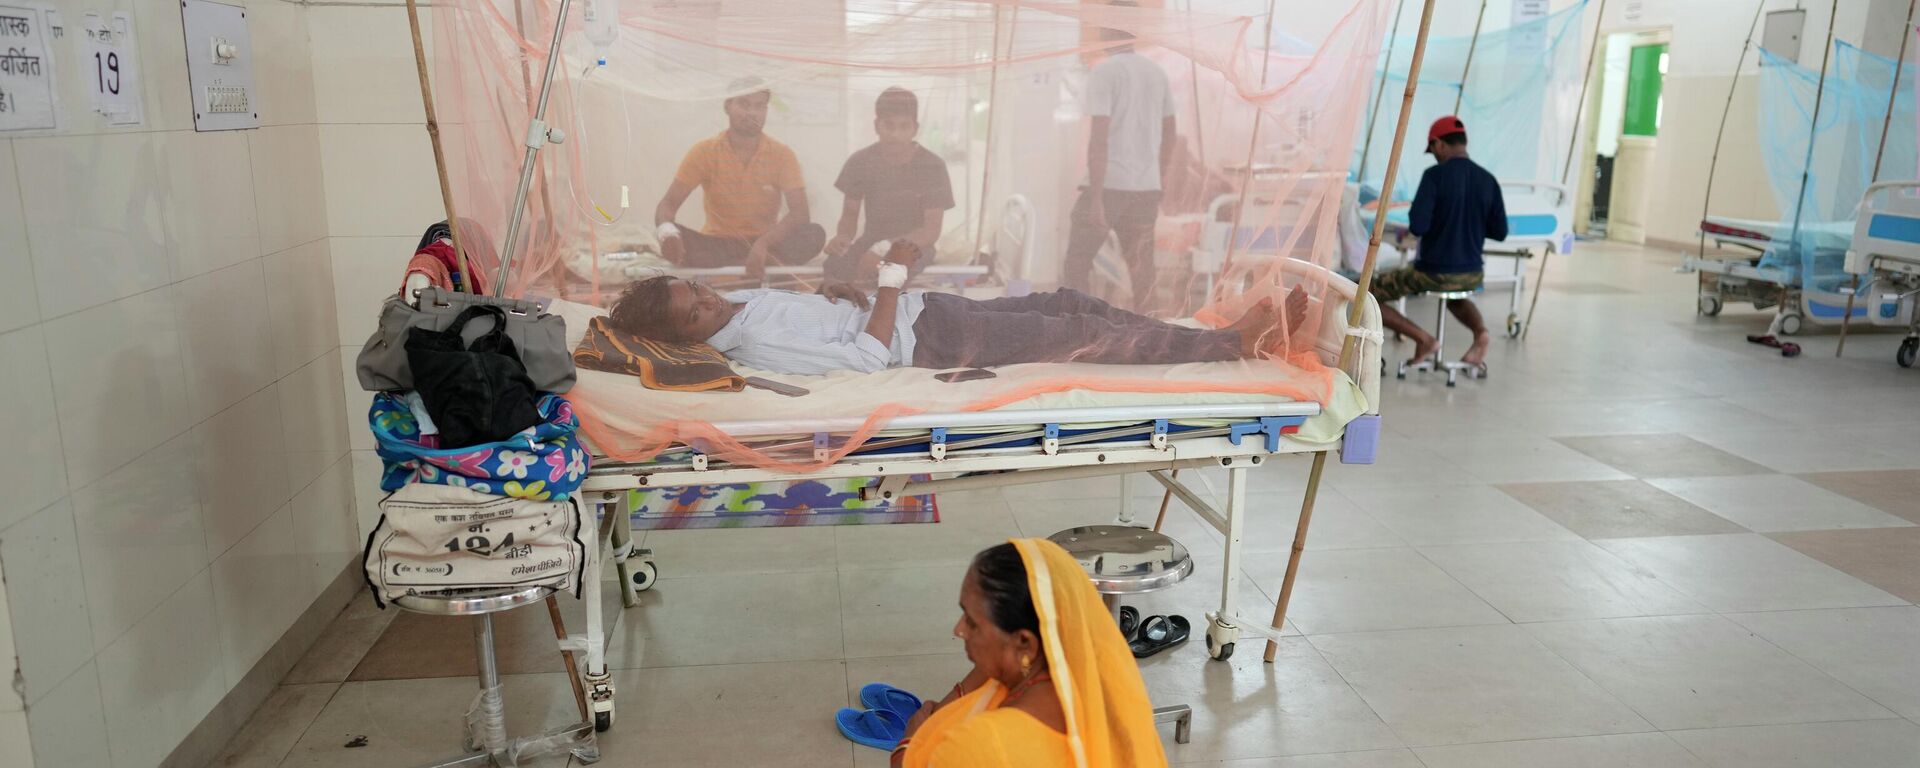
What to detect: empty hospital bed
<box><xmin>1843</xmin><ymin>181</ymin><xmax>1920</xmax><ymax>366</ymax></box>
<box><xmin>1689</xmin><ymin>214</ymin><xmax>1862</xmax><ymax>336</ymax></box>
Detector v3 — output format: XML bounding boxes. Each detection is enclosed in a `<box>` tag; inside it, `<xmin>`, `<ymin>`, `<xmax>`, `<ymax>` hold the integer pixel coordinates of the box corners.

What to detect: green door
<box><xmin>1622</xmin><ymin>43</ymin><xmax>1668</xmax><ymax>136</ymax></box>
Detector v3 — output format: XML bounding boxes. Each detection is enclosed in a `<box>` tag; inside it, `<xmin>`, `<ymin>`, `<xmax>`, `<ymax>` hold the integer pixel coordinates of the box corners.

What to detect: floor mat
<box><xmin>628</xmin><ymin>477</ymin><xmax>938</xmax><ymax>529</ymax></box>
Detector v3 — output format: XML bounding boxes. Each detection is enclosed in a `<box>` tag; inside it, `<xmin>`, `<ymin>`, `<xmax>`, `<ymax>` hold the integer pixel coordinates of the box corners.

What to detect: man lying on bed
<box><xmin>607</xmin><ymin>243</ymin><xmax>1307</xmax><ymax>376</ymax></box>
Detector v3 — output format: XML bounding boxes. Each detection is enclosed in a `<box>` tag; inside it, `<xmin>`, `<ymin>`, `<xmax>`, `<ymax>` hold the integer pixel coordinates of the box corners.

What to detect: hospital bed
<box><xmin>1356</xmin><ymin>180</ymin><xmax>1574</xmax><ymax>338</ymax></box>
<box><xmin>1688</xmin><ymin>215</ymin><xmax>1860</xmax><ymax>336</ymax></box>
<box><xmin>1843</xmin><ymin>181</ymin><xmax>1920</xmax><ymax>366</ymax></box>
<box><xmin>556</xmin><ymin>257</ymin><xmax>1385</xmax><ymax>729</ymax></box>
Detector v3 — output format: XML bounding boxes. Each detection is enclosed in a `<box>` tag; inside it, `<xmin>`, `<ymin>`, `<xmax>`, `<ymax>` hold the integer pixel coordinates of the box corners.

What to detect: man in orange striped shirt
<box><xmin>654</xmin><ymin>82</ymin><xmax>826</xmax><ymax>277</ymax></box>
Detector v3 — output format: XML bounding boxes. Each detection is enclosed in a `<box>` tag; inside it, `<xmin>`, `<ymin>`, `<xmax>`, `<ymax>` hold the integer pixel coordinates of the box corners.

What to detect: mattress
<box><xmin>545</xmin><ymin>299</ymin><xmax>1369</xmax><ymax>456</ymax></box>
<box><xmin>1700</xmin><ymin>215</ymin><xmax>1854</xmax><ymax>253</ymax></box>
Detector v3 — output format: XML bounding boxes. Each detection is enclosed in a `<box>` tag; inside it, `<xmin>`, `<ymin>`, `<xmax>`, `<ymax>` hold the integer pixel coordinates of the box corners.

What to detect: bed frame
<box><xmin>1688</xmin><ymin>215</ymin><xmax>1864</xmax><ymax>337</ymax></box>
<box><xmin>1843</xmin><ymin>181</ymin><xmax>1920</xmax><ymax>366</ymax></box>
<box><xmin>556</xmin><ymin>259</ymin><xmax>1385</xmax><ymax>730</ymax></box>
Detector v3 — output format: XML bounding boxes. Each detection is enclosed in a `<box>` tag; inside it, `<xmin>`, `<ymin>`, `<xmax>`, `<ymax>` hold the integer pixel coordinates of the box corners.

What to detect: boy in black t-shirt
<box><xmin>824</xmin><ymin>87</ymin><xmax>957</xmax><ymax>284</ymax></box>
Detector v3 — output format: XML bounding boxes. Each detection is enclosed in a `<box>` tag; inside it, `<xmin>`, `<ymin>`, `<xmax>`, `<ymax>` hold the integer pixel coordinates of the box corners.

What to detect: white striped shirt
<box><xmin>705</xmin><ymin>289</ymin><xmax>928</xmax><ymax>375</ymax></box>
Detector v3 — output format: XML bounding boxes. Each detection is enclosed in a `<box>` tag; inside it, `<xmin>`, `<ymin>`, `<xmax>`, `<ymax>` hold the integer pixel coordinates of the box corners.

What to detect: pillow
<box><xmin>573</xmin><ymin>316</ymin><xmax>745</xmax><ymax>393</ymax></box>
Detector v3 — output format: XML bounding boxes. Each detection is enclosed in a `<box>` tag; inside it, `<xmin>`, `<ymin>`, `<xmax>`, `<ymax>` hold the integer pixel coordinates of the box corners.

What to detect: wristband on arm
<box><xmin>656</xmin><ymin>222</ymin><xmax>681</xmax><ymax>240</ymax></box>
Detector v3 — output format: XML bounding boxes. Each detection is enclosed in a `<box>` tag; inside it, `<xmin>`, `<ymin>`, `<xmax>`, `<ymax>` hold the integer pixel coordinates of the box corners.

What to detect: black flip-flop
<box><xmin>1129</xmin><ymin>615</ymin><xmax>1190</xmax><ymax>659</ymax></box>
<box><xmin>1119</xmin><ymin>605</ymin><xmax>1140</xmax><ymax>642</ymax></box>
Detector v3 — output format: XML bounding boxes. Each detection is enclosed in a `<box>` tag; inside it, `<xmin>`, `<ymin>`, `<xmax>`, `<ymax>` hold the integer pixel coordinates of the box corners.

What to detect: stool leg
<box><xmin>470</xmin><ymin>614</ymin><xmax>508</xmax><ymax>753</ymax></box>
<box><xmin>1104</xmin><ymin>594</ymin><xmax>1122</xmax><ymax>625</ymax></box>
<box><xmin>1153</xmin><ymin>704</ymin><xmax>1193</xmax><ymax>744</ymax></box>
<box><xmin>1431</xmin><ymin>296</ymin><xmax>1449</xmax><ymax>366</ymax></box>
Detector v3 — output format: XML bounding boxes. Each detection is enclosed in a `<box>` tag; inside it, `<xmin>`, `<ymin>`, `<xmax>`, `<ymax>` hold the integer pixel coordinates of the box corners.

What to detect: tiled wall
<box><xmin>301</xmin><ymin>3</ymin><xmax>445</xmax><ymax>538</ymax></box>
<box><xmin>0</xmin><ymin>0</ymin><xmax>356</xmax><ymax>765</ymax></box>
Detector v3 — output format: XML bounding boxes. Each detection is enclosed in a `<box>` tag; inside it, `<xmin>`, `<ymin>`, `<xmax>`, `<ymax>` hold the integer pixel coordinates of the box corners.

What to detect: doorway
<box><xmin>1581</xmin><ymin>29</ymin><xmax>1670</xmax><ymax>241</ymax></box>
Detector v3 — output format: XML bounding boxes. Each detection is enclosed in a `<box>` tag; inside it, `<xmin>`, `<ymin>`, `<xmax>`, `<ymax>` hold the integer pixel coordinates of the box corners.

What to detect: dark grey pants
<box><xmin>910</xmin><ymin>289</ymin><xmax>1241</xmax><ymax>369</ymax></box>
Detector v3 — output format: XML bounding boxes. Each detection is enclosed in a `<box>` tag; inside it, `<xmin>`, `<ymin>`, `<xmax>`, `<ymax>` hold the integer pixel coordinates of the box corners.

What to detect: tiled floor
<box><xmin>210</xmin><ymin>241</ymin><xmax>1920</xmax><ymax>767</ymax></box>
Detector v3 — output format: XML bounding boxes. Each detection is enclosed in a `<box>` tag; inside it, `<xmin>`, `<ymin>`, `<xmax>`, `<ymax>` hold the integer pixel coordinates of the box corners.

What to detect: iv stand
<box><xmin>494</xmin><ymin>0</ymin><xmax>577</xmax><ymax>296</ymax></box>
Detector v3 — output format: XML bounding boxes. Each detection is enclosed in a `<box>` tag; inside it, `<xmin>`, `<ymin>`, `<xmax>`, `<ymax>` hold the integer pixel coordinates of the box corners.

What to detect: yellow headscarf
<box><xmin>1012</xmin><ymin>537</ymin><xmax>1167</xmax><ymax>768</ymax></box>
<box><xmin>900</xmin><ymin>539</ymin><xmax>1167</xmax><ymax>767</ymax></box>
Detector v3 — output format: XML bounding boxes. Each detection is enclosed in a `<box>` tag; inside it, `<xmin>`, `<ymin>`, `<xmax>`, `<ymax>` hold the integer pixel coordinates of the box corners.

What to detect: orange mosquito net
<box><xmin>427</xmin><ymin>0</ymin><xmax>1391</xmax><ymax>469</ymax></box>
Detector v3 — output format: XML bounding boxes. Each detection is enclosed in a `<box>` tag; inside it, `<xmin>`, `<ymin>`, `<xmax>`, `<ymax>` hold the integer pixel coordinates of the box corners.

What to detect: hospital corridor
<box><xmin>2</xmin><ymin>1</ymin><xmax>1920</xmax><ymax>767</ymax></box>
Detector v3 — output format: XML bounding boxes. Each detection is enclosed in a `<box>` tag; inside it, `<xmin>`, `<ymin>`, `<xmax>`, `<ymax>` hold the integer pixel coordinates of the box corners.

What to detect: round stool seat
<box><xmin>1431</xmin><ymin>289</ymin><xmax>1478</xmax><ymax>300</ymax></box>
<box><xmin>393</xmin><ymin>584</ymin><xmax>555</xmax><ymax>616</ymax></box>
<box><xmin>1047</xmin><ymin>525</ymin><xmax>1194</xmax><ymax>595</ymax></box>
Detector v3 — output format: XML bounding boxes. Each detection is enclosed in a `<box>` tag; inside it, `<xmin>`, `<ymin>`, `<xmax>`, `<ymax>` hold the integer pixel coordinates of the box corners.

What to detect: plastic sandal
<box><xmin>1119</xmin><ymin>605</ymin><xmax>1140</xmax><ymax>642</ymax></box>
<box><xmin>1128</xmin><ymin>614</ymin><xmax>1191</xmax><ymax>659</ymax></box>
<box><xmin>858</xmin><ymin>683</ymin><xmax>923</xmax><ymax>723</ymax></box>
<box><xmin>835</xmin><ymin>707</ymin><xmax>907</xmax><ymax>751</ymax></box>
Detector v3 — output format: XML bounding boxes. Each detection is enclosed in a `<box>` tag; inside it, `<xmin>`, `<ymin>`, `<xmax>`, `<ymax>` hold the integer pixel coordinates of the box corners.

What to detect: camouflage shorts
<box><xmin>1368</xmin><ymin>267</ymin><xmax>1483</xmax><ymax>303</ymax></box>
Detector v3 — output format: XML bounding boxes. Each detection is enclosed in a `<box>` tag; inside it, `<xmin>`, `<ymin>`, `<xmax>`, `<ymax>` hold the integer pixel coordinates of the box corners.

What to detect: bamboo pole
<box><xmin>1786</xmin><ymin>1</ymin><xmax>1841</xmax><ymax>275</ymax></box>
<box><xmin>1451</xmin><ymin>0</ymin><xmax>1488</xmax><ymax>116</ymax></box>
<box><xmin>1216</xmin><ymin>0</ymin><xmax>1282</xmax><ymax>283</ymax></box>
<box><xmin>1263</xmin><ymin>0</ymin><xmax>1439</xmax><ymax>663</ymax></box>
<box><xmin>1357</xmin><ymin>0</ymin><xmax>1411</xmax><ymax>183</ymax></box>
<box><xmin>406</xmin><ymin>0</ymin><xmax>477</xmax><ymax>293</ymax></box>
<box><xmin>1696</xmin><ymin>1</ymin><xmax>1770</xmax><ymax>266</ymax></box>
<box><xmin>1559</xmin><ymin>0</ymin><xmax>1611</xmax><ymax>186</ymax></box>
<box><xmin>970</xmin><ymin>2</ymin><xmax>1016</xmax><ymax>263</ymax></box>
<box><xmin>1839</xmin><ymin>0</ymin><xmax>1917</xmax><ymax>357</ymax></box>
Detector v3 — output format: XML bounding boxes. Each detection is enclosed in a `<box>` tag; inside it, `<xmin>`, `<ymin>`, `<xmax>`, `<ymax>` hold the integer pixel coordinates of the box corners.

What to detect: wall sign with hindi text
<box><xmin>0</xmin><ymin>4</ymin><xmax>57</xmax><ymax>131</ymax></box>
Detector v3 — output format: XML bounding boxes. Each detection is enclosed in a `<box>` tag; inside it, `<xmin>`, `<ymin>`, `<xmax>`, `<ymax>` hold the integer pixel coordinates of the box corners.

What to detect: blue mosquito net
<box><xmin>1756</xmin><ymin>41</ymin><xmax>1916</xmax><ymax>294</ymax></box>
<box><xmin>1351</xmin><ymin>1</ymin><xmax>1588</xmax><ymax>201</ymax></box>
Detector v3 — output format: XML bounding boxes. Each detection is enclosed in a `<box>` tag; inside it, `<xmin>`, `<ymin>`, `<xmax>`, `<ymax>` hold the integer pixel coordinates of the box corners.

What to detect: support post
<box><xmin>1840</xmin><ymin>0</ymin><xmax>1917</xmax><ymax>357</ymax></box>
<box><xmin>1262</xmin><ymin>0</ymin><xmax>1440</xmax><ymax>663</ymax></box>
<box><xmin>1559</xmin><ymin>0</ymin><xmax>1611</xmax><ymax>187</ymax></box>
<box><xmin>406</xmin><ymin>0</ymin><xmax>477</xmax><ymax>292</ymax></box>
<box><xmin>494</xmin><ymin>0</ymin><xmax>577</xmax><ymax>296</ymax></box>
<box><xmin>1451</xmin><ymin>0</ymin><xmax>1488</xmax><ymax>116</ymax></box>
<box><xmin>1785</xmin><ymin>1</ymin><xmax>1842</xmax><ymax>279</ymax></box>
<box><xmin>1357</xmin><ymin>0</ymin><xmax>1411</xmax><ymax>184</ymax></box>
<box><xmin>1696</xmin><ymin>1</ymin><xmax>1771</xmax><ymax>264</ymax></box>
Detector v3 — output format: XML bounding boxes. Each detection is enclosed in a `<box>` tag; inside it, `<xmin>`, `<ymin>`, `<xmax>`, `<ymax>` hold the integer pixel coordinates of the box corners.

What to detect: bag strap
<box><xmin>444</xmin><ymin>305</ymin><xmax>507</xmax><ymax>341</ymax></box>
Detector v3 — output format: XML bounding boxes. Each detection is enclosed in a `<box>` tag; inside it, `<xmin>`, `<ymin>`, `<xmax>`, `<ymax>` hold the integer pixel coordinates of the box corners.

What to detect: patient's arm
<box><xmin>654</xmin><ymin>179</ymin><xmax>696</xmax><ymax>263</ymax></box>
<box><xmin>827</xmin><ymin>196</ymin><xmax>862</xmax><ymax>257</ymax></box>
<box><xmin>863</xmin><ymin>286</ymin><xmax>900</xmax><ymax>348</ymax></box>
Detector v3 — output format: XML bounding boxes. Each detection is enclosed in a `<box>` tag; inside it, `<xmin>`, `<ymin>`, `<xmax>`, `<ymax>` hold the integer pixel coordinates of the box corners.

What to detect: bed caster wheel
<box><xmin>1204</xmin><ymin>620</ymin><xmax>1238</xmax><ymax>661</ymax></box>
<box><xmin>595</xmin><ymin>710</ymin><xmax>613</xmax><ymax>732</ymax></box>
<box><xmin>1898</xmin><ymin>338</ymin><xmax>1918</xmax><ymax>368</ymax></box>
<box><xmin>1505</xmin><ymin>315</ymin><xmax>1522</xmax><ymax>338</ymax></box>
<box><xmin>1779</xmin><ymin>313</ymin><xmax>1803</xmax><ymax>336</ymax></box>
<box><xmin>630</xmin><ymin>560</ymin><xmax>658</xmax><ymax>592</ymax></box>
<box><xmin>1699</xmin><ymin>295</ymin><xmax>1723</xmax><ymax>317</ymax></box>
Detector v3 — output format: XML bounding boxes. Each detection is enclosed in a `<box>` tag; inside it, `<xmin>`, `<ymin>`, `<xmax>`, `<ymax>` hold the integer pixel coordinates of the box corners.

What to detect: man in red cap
<box><xmin>1372</xmin><ymin>115</ymin><xmax>1507</xmax><ymax>368</ymax></box>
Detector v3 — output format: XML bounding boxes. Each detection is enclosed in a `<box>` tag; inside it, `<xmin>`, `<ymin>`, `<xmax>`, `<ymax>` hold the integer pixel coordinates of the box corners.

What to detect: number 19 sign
<box><xmin>82</xmin><ymin>11</ymin><xmax>140</xmax><ymax>125</ymax></box>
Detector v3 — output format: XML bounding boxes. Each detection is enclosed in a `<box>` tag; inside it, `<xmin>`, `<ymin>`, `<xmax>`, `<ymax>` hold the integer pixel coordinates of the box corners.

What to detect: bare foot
<box><xmin>1230</xmin><ymin>299</ymin><xmax>1278</xmax><ymax>358</ymax></box>
<box><xmin>1282</xmin><ymin>286</ymin><xmax>1311</xmax><ymax>331</ymax></box>
<box><xmin>1407</xmin><ymin>333</ymin><xmax>1439</xmax><ymax>368</ymax></box>
<box><xmin>1461</xmin><ymin>330</ymin><xmax>1492</xmax><ymax>367</ymax></box>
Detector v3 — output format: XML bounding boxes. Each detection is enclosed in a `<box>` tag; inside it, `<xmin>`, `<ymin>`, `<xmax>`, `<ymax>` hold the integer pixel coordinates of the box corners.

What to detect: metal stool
<box><xmin>1046</xmin><ymin>525</ymin><xmax>1195</xmax><ymax>744</ymax></box>
<box><xmin>394</xmin><ymin>586</ymin><xmax>599</xmax><ymax>767</ymax></box>
<box><xmin>1395</xmin><ymin>289</ymin><xmax>1489</xmax><ymax>387</ymax></box>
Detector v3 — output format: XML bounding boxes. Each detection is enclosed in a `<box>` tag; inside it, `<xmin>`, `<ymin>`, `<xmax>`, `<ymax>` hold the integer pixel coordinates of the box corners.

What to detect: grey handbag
<box><xmin>356</xmin><ymin>287</ymin><xmax>575</xmax><ymax>393</ymax></box>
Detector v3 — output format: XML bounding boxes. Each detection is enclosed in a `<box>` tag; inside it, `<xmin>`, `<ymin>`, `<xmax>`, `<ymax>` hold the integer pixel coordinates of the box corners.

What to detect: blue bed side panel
<box><xmin>1508</xmin><ymin>214</ymin><xmax>1559</xmax><ymax>237</ymax></box>
<box><xmin>1867</xmin><ymin>213</ymin><xmax>1920</xmax><ymax>244</ymax></box>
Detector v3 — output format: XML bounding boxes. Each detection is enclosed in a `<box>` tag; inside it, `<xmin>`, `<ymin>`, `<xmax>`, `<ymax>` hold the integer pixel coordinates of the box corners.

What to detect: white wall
<box><xmin>1586</xmin><ymin>0</ymin><xmax>1888</xmax><ymax>246</ymax></box>
<box><xmin>0</xmin><ymin>0</ymin><xmax>357</xmax><ymax>766</ymax></box>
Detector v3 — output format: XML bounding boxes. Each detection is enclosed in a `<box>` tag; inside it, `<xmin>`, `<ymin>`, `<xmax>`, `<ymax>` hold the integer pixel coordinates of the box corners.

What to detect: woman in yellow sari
<box><xmin>891</xmin><ymin>539</ymin><xmax>1168</xmax><ymax>767</ymax></box>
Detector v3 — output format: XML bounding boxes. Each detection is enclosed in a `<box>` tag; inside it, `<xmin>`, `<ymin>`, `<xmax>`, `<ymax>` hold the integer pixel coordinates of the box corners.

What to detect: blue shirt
<box><xmin>1408</xmin><ymin>156</ymin><xmax>1507</xmax><ymax>275</ymax></box>
<box><xmin>704</xmin><ymin>289</ymin><xmax>928</xmax><ymax>375</ymax></box>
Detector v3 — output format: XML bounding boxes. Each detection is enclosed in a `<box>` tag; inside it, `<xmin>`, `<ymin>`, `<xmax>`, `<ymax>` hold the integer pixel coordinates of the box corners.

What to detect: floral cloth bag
<box><xmin>370</xmin><ymin>392</ymin><xmax>591</xmax><ymax>501</ymax></box>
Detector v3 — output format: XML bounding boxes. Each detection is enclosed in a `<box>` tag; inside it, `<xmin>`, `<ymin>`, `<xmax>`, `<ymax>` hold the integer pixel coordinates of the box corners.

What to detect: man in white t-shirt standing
<box><xmin>1063</xmin><ymin>2</ymin><xmax>1177</xmax><ymax>311</ymax></box>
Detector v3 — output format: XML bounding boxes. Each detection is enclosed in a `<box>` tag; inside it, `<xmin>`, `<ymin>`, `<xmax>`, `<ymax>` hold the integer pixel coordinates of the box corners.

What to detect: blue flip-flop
<box><xmin>835</xmin><ymin>707</ymin><xmax>907</xmax><ymax>751</ymax></box>
<box><xmin>859</xmin><ymin>683</ymin><xmax>924</xmax><ymax>723</ymax></box>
